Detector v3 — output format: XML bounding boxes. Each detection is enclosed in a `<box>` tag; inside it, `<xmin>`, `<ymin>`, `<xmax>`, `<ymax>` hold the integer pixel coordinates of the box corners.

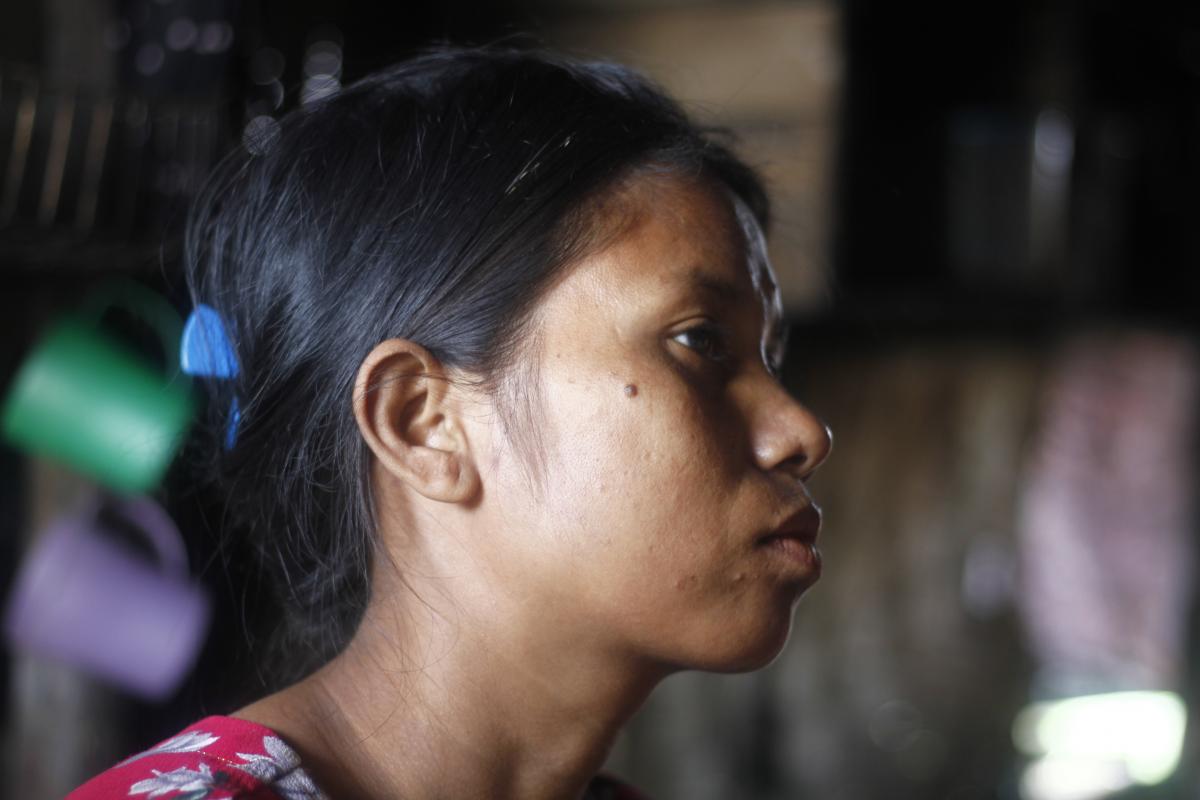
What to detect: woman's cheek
<box><xmin>543</xmin><ymin>360</ymin><xmax>722</xmax><ymax>542</ymax></box>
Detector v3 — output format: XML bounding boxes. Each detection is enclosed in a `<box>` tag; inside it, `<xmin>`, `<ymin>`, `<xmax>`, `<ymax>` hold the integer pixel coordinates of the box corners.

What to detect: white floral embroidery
<box><xmin>119</xmin><ymin>731</ymin><xmax>221</xmax><ymax>767</ymax></box>
<box><xmin>120</xmin><ymin>725</ymin><xmax>326</xmax><ymax>800</ymax></box>
<box><xmin>270</xmin><ymin>769</ymin><xmax>326</xmax><ymax>800</ymax></box>
<box><xmin>129</xmin><ymin>763</ymin><xmax>217</xmax><ymax>798</ymax></box>
<box><xmin>234</xmin><ymin>735</ymin><xmax>297</xmax><ymax>781</ymax></box>
<box><xmin>234</xmin><ymin>735</ymin><xmax>327</xmax><ymax>800</ymax></box>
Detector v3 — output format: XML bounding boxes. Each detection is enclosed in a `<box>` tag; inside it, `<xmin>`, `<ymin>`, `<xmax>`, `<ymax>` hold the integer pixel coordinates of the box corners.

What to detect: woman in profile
<box><xmin>69</xmin><ymin>45</ymin><xmax>831</xmax><ymax>800</ymax></box>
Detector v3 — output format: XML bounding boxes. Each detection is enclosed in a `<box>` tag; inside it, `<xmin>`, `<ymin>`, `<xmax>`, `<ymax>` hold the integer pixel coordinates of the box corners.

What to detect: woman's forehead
<box><xmin>729</xmin><ymin>190</ymin><xmax>786</xmax><ymax>371</ymax></box>
<box><xmin>529</xmin><ymin>172</ymin><xmax>786</xmax><ymax>375</ymax></box>
<box><xmin>598</xmin><ymin>174</ymin><xmax>763</xmax><ymax>267</ymax></box>
<box><xmin>601</xmin><ymin>174</ymin><xmax>784</xmax><ymax>345</ymax></box>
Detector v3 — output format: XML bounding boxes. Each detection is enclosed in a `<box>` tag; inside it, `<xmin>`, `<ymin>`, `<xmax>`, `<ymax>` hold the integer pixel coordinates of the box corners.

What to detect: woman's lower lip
<box><xmin>758</xmin><ymin>536</ymin><xmax>822</xmax><ymax>578</ymax></box>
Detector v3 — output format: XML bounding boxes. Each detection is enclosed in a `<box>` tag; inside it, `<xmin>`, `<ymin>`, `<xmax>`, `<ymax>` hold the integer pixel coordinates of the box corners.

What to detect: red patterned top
<box><xmin>66</xmin><ymin>715</ymin><xmax>647</xmax><ymax>799</ymax></box>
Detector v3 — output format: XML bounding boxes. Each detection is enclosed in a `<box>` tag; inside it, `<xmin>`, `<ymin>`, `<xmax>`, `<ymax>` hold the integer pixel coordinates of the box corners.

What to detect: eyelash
<box><xmin>671</xmin><ymin>323</ymin><xmax>731</xmax><ymax>363</ymax></box>
<box><xmin>672</xmin><ymin>323</ymin><xmax>787</xmax><ymax>381</ymax></box>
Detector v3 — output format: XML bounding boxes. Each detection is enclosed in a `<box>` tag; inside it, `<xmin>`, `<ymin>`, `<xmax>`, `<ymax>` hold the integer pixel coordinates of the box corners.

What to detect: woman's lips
<box><xmin>762</xmin><ymin>503</ymin><xmax>821</xmax><ymax>545</ymax></box>
<box><xmin>755</xmin><ymin>504</ymin><xmax>823</xmax><ymax>579</ymax></box>
<box><xmin>757</xmin><ymin>534</ymin><xmax>822</xmax><ymax>579</ymax></box>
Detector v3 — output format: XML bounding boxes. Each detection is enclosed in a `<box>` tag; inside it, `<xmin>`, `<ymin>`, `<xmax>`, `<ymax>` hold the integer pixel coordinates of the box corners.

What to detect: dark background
<box><xmin>2</xmin><ymin>1</ymin><xmax>1198</xmax><ymax>798</ymax></box>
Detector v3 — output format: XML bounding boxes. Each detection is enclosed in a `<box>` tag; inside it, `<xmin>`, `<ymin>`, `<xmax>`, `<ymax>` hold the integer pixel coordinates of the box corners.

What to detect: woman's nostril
<box><xmin>781</xmin><ymin>452</ymin><xmax>810</xmax><ymax>479</ymax></box>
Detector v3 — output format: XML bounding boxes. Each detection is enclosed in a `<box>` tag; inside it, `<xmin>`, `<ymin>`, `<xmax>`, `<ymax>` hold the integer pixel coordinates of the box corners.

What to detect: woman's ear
<box><xmin>353</xmin><ymin>339</ymin><xmax>480</xmax><ymax>504</ymax></box>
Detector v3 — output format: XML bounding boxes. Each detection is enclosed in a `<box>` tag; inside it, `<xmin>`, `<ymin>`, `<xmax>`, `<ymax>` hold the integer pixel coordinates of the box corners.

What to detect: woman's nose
<box><xmin>751</xmin><ymin>383</ymin><xmax>832</xmax><ymax>482</ymax></box>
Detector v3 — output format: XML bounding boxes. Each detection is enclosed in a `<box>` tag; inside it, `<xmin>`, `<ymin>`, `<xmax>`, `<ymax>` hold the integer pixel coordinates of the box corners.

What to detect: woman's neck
<box><xmin>235</xmin><ymin>569</ymin><xmax>670</xmax><ymax>800</ymax></box>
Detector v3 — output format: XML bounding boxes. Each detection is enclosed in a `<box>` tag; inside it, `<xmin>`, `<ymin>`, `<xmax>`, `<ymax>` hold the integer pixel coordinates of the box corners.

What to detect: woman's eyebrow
<box><xmin>672</xmin><ymin>268</ymin><xmax>752</xmax><ymax>306</ymax></box>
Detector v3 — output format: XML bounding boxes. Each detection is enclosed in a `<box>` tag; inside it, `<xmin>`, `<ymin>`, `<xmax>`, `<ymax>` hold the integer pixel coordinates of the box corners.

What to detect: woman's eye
<box><xmin>671</xmin><ymin>325</ymin><xmax>728</xmax><ymax>362</ymax></box>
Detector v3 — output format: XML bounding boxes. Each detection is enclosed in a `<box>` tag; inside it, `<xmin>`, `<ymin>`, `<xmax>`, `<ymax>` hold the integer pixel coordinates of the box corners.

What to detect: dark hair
<box><xmin>184</xmin><ymin>44</ymin><xmax>770</xmax><ymax>690</ymax></box>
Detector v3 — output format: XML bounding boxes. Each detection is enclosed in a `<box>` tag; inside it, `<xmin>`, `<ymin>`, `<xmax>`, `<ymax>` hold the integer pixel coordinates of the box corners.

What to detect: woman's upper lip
<box><xmin>760</xmin><ymin>504</ymin><xmax>822</xmax><ymax>544</ymax></box>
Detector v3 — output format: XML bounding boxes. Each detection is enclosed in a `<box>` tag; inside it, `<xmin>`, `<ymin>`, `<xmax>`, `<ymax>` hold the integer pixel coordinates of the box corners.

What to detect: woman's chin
<box><xmin>718</xmin><ymin>628</ymin><xmax>796</xmax><ymax>673</ymax></box>
<box><xmin>669</xmin><ymin>605</ymin><xmax>800</xmax><ymax>674</ymax></box>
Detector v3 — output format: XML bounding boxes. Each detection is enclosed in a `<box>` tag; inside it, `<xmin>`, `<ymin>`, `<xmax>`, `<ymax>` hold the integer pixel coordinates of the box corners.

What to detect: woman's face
<box><xmin>472</xmin><ymin>174</ymin><xmax>832</xmax><ymax>673</ymax></box>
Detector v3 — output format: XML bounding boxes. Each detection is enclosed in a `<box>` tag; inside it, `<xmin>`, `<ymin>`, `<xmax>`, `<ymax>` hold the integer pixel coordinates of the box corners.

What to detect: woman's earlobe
<box><xmin>353</xmin><ymin>339</ymin><xmax>480</xmax><ymax>504</ymax></box>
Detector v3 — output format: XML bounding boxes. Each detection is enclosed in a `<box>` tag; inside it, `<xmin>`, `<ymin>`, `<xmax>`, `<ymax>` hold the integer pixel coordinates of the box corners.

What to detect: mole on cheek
<box><xmin>623</xmin><ymin>383</ymin><xmax>638</xmax><ymax>398</ymax></box>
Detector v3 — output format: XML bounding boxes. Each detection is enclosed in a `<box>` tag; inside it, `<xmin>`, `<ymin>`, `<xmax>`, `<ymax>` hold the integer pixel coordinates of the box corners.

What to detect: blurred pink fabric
<box><xmin>1016</xmin><ymin>331</ymin><xmax>1198</xmax><ymax>695</ymax></box>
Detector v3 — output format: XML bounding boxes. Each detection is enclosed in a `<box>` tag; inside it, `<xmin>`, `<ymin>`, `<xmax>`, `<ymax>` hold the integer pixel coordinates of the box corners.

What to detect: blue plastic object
<box><xmin>180</xmin><ymin>304</ymin><xmax>242</xmax><ymax>449</ymax></box>
<box><xmin>181</xmin><ymin>304</ymin><xmax>239</xmax><ymax>378</ymax></box>
<box><xmin>225</xmin><ymin>398</ymin><xmax>241</xmax><ymax>450</ymax></box>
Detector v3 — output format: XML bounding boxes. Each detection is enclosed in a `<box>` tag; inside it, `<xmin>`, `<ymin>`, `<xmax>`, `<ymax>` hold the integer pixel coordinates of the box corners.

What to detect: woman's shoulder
<box><xmin>66</xmin><ymin>715</ymin><xmax>326</xmax><ymax>800</ymax></box>
<box><xmin>67</xmin><ymin>714</ymin><xmax>651</xmax><ymax>800</ymax></box>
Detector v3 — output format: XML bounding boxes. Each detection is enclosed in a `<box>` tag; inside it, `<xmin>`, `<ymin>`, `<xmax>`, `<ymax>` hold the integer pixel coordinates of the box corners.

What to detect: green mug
<box><xmin>1</xmin><ymin>281</ymin><xmax>194</xmax><ymax>493</ymax></box>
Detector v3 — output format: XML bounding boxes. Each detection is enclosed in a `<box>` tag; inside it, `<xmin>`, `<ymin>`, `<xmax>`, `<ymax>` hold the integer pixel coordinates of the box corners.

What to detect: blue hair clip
<box><xmin>181</xmin><ymin>304</ymin><xmax>241</xmax><ymax>449</ymax></box>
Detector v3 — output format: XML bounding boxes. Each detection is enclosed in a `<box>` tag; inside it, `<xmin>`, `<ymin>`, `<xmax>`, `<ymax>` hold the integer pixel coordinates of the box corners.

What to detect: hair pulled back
<box><xmin>184</xmin><ymin>44</ymin><xmax>770</xmax><ymax>689</ymax></box>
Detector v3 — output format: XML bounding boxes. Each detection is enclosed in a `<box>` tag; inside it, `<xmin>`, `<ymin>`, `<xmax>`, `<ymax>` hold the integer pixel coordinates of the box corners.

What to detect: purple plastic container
<box><xmin>4</xmin><ymin>496</ymin><xmax>211</xmax><ymax>701</ymax></box>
